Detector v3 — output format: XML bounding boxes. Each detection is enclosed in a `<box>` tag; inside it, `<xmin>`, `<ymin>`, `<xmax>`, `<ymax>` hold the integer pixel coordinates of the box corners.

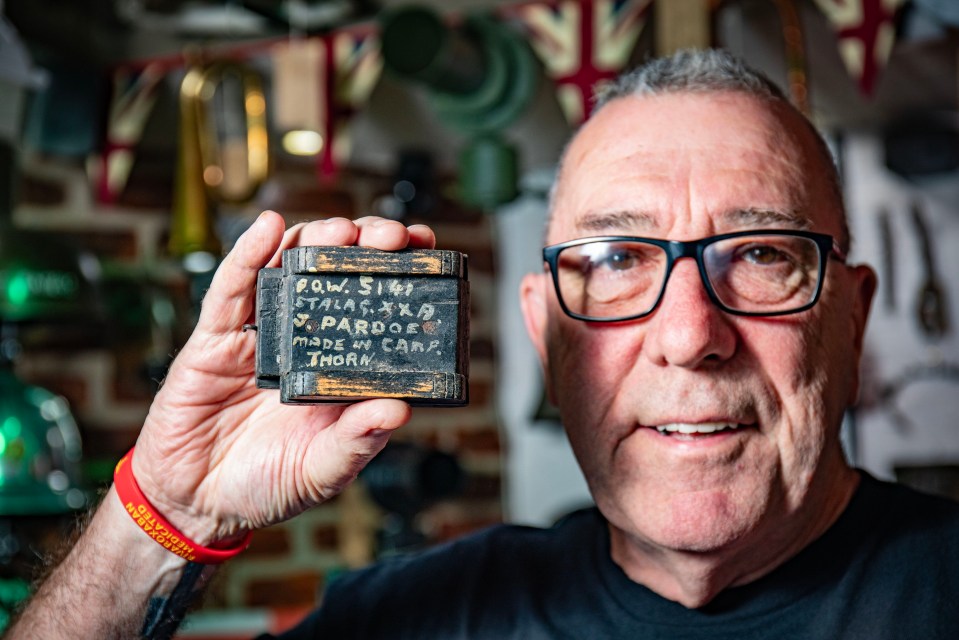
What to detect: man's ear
<box><xmin>519</xmin><ymin>272</ymin><xmax>551</xmax><ymax>382</ymax></box>
<box><xmin>847</xmin><ymin>263</ymin><xmax>878</xmax><ymax>406</ymax></box>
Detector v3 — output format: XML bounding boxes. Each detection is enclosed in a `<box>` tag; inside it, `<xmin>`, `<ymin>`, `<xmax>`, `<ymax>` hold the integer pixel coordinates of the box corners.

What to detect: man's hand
<box><xmin>131</xmin><ymin>212</ymin><xmax>436</xmax><ymax>545</ymax></box>
<box><xmin>6</xmin><ymin>213</ymin><xmax>435</xmax><ymax>640</ymax></box>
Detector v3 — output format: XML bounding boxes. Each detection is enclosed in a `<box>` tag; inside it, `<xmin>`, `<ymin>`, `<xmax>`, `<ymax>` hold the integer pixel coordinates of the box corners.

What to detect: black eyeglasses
<box><xmin>542</xmin><ymin>229</ymin><xmax>846</xmax><ymax>322</ymax></box>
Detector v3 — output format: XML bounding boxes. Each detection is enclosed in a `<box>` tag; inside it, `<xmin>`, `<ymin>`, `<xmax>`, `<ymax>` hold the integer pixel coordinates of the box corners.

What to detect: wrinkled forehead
<box><xmin>547</xmin><ymin>92</ymin><xmax>838</xmax><ymax>243</ymax></box>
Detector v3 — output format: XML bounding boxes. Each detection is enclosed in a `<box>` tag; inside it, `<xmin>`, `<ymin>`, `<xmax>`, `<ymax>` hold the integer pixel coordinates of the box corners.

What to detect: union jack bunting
<box><xmin>500</xmin><ymin>0</ymin><xmax>652</xmax><ymax>125</ymax></box>
<box><xmin>812</xmin><ymin>0</ymin><xmax>906</xmax><ymax>96</ymax></box>
<box><xmin>96</xmin><ymin>63</ymin><xmax>164</xmax><ymax>204</ymax></box>
<box><xmin>317</xmin><ymin>27</ymin><xmax>384</xmax><ymax>177</ymax></box>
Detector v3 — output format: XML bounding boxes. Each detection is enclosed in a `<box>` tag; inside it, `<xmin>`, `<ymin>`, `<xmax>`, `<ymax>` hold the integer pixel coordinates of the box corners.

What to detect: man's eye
<box><xmin>598</xmin><ymin>250</ymin><xmax>637</xmax><ymax>271</ymax></box>
<box><xmin>739</xmin><ymin>245</ymin><xmax>787</xmax><ymax>265</ymax></box>
<box><xmin>593</xmin><ymin>249</ymin><xmax>642</xmax><ymax>271</ymax></box>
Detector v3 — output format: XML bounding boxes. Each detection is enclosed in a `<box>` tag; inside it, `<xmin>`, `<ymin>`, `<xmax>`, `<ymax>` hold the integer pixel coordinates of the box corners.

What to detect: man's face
<box><xmin>521</xmin><ymin>92</ymin><xmax>875</xmax><ymax>564</ymax></box>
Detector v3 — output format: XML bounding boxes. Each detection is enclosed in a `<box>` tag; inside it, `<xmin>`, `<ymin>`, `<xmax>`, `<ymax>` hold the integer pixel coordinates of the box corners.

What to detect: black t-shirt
<box><xmin>265</xmin><ymin>473</ymin><xmax>959</xmax><ymax>639</ymax></box>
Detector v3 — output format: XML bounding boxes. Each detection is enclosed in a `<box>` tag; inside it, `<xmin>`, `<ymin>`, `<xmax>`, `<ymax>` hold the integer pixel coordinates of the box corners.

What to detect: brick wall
<box><xmin>10</xmin><ymin>152</ymin><xmax>503</xmax><ymax>611</ymax></box>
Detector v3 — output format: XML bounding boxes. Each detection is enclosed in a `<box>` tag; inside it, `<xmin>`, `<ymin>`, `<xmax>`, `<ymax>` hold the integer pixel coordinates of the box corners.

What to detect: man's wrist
<box><xmin>115</xmin><ymin>448</ymin><xmax>253</xmax><ymax>564</ymax></box>
<box><xmin>101</xmin><ymin>484</ymin><xmax>194</xmax><ymax>582</ymax></box>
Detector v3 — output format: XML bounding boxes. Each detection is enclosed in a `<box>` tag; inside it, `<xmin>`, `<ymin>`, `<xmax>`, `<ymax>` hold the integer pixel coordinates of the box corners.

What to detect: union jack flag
<box><xmin>96</xmin><ymin>63</ymin><xmax>164</xmax><ymax>204</ymax></box>
<box><xmin>812</xmin><ymin>0</ymin><xmax>906</xmax><ymax>96</ymax></box>
<box><xmin>318</xmin><ymin>27</ymin><xmax>384</xmax><ymax>177</ymax></box>
<box><xmin>501</xmin><ymin>0</ymin><xmax>652</xmax><ymax>125</ymax></box>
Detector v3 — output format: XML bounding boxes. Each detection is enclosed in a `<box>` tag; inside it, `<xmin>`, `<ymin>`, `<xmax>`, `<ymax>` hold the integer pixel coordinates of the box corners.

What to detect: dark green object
<box><xmin>381</xmin><ymin>11</ymin><xmax>537</xmax><ymax>133</ymax></box>
<box><xmin>428</xmin><ymin>15</ymin><xmax>538</xmax><ymax>135</ymax></box>
<box><xmin>459</xmin><ymin>134</ymin><xmax>518</xmax><ymax>210</ymax></box>
<box><xmin>0</xmin><ymin>367</ymin><xmax>87</xmax><ymax>515</ymax></box>
<box><xmin>0</xmin><ymin>577</ymin><xmax>31</xmax><ymax>635</ymax></box>
<box><xmin>380</xmin><ymin>7</ymin><xmax>486</xmax><ymax>95</ymax></box>
<box><xmin>0</xmin><ymin>228</ymin><xmax>101</xmax><ymax>324</ymax></box>
<box><xmin>380</xmin><ymin>7</ymin><xmax>538</xmax><ymax>208</ymax></box>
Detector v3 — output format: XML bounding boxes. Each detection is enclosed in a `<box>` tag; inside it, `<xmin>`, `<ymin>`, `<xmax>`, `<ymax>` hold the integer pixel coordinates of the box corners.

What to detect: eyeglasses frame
<box><xmin>542</xmin><ymin>229</ymin><xmax>847</xmax><ymax>322</ymax></box>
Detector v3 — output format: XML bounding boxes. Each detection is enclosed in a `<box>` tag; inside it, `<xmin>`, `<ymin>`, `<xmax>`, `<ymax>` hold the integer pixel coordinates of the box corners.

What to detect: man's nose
<box><xmin>643</xmin><ymin>258</ymin><xmax>737</xmax><ymax>368</ymax></box>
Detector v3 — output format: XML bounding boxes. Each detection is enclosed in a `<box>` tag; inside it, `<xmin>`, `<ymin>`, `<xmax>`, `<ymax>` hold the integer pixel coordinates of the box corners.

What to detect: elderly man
<box><xmin>11</xmin><ymin>49</ymin><xmax>959</xmax><ymax>639</ymax></box>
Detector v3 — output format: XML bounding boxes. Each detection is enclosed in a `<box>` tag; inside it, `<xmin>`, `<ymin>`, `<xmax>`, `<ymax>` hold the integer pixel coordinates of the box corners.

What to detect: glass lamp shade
<box><xmin>0</xmin><ymin>368</ymin><xmax>87</xmax><ymax>515</ymax></box>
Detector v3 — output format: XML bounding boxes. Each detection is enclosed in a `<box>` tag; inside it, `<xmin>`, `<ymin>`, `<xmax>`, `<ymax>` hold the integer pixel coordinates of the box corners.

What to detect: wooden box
<box><xmin>254</xmin><ymin>246</ymin><xmax>469</xmax><ymax>406</ymax></box>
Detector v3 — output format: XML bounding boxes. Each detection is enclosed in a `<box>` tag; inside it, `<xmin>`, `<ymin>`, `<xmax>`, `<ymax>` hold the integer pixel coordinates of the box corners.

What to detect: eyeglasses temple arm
<box><xmin>830</xmin><ymin>241</ymin><xmax>848</xmax><ymax>264</ymax></box>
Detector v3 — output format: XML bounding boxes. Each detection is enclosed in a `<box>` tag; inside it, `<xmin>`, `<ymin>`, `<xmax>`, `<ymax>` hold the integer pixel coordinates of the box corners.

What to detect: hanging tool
<box><xmin>878</xmin><ymin>208</ymin><xmax>896</xmax><ymax>312</ymax></box>
<box><xmin>910</xmin><ymin>202</ymin><xmax>950</xmax><ymax>338</ymax></box>
<box><xmin>169</xmin><ymin>58</ymin><xmax>269</xmax><ymax>265</ymax></box>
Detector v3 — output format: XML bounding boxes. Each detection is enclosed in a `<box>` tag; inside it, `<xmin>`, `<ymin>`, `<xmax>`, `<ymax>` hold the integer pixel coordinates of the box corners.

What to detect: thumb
<box><xmin>330</xmin><ymin>398</ymin><xmax>412</xmax><ymax>458</ymax></box>
<box><xmin>197</xmin><ymin>211</ymin><xmax>286</xmax><ymax>337</ymax></box>
<box><xmin>304</xmin><ymin>399</ymin><xmax>413</xmax><ymax>499</ymax></box>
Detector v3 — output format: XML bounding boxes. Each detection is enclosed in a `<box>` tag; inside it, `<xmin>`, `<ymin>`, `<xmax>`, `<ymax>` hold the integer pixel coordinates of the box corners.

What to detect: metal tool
<box><xmin>910</xmin><ymin>202</ymin><xmax>950</xmax><ymax>338</ymax></box>
<box><xmin>878</xmin><ymin>208</ymin><xmax>896</xmax><ymax>312</ymax></box>
<box><xmin>169</xmin><ymin>59</ymin><xmax>269</xmax><ymax>261</ymax></box>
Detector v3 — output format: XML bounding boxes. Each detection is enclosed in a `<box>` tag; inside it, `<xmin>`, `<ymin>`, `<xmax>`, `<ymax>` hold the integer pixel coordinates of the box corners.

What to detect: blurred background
<box><xmin>1</xmin><ymin>0</ymin><xmax>958</xmax><ymax>636</ymax></box>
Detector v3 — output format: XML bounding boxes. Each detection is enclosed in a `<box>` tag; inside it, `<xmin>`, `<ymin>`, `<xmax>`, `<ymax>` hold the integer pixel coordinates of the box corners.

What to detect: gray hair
<box><xmin>551</xmin><ymin>49</ymin><xmax>849</xmax><ymax>250</ymax></box>
<box><xmin>594</xmin><ymin>48</ymin><xmax>788</xmax><ymax>107</ymax></box>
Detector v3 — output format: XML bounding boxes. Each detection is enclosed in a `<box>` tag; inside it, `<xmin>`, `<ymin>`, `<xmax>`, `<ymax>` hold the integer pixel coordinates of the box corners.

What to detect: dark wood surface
<box><xmin>255</xmin><ymin>247</ymin><xmax>469</xmax><ymax>406</ymax></box>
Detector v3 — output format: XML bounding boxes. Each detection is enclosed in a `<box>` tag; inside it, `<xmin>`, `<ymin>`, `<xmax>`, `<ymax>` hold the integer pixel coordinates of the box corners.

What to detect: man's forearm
<box><xmin>8</xmin><ymin>486</ymin><xmax>214</xmax><ymax>639</ymax></box>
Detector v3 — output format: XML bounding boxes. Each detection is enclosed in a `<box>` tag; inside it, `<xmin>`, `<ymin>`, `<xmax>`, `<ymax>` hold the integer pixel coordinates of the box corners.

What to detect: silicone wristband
<box><xmin>114</xmin><ymin>448</ymin><xmax>252</xmax><ymax>564</ymax></box>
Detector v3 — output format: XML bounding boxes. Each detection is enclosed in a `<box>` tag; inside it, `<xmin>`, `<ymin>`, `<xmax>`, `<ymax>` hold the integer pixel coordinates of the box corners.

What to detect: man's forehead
<box><xmin>566</xmin><ymin>92</ymin><xmax>805</xmax><ymax>171</ymax></box>
<box><xmin>549</xmin><ymin>92</ymin><xmax>820</xmax><ymax>239</ymax></box>
<box><xmin>573</xmin><ymin>208</ymin><xmax>812</xmax><ymax>235</ymax></box>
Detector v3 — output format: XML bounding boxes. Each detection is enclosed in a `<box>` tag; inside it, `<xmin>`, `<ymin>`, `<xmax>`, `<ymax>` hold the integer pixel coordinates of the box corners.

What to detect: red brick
<box><xmin>81</xmin><ymin>427</ymin><xmax>138</xmax><ymax>459</ymax></box>
<box><xmin>114</xmin><ymin>150</ymin><xmax>176</xmax><ymax>209</ymax></box>
<box><xmin>246</xmin><ymin>571</ymin><xmax>324</xmax><ymax>608</ymax></box>
<box><xmin>112</xmin><ymin>348</ymin><xmax>160</xmax><ymax>401</ymax></box>
<box><xmin>69</xmin><ymin>230</ymin><xmax>138</xmax><ymax>261</ymax></box>
<box><xmin>244</xmin><ymin>526</ymin><xmax>291</xmax><ymax>558</ymax></box>
<box><xmin>257</xmin><ymin>180</ymin><xmax>356</xmax><ymax>218</ymax></box>
<box><xmin>431</xmin><ymin>515</ymin><xmax>502</xmax><ymax>543</ymax></box>
<box><xmin>416</xmin><ymin>431</ymin><xmax>441</xmax><ymax>449</ymax></box>
<box><xmin>461</xmin><ymin>474</ymin><xmax>502</xmax><ymax>501</ymax></box>
<box><xmin>405</xmin><ymin>195</ymin><xmax>485</xmax><ymax>226</ymax></box>
<box><xmin>469</xmin><ymin>337</ymin><xmax>495</xmax><ymax>361</ymax></box>
<box><xmin>19</xmin><ymin>172</ymin><xmax>66</xmax><ymax>206</ymax></box>
<box><xmin>457</xmin><ymin>427</ymin><xmax>501</xmax><ymax>455</ymax></box>
<box><xmin>431</xmin><ymin>226</ymin><xmax>491</xmax><ymax>251</ymax></box>
<box><xmin>17</xmin><ymin>373</ymin><xmax>88</xmax><ymax>413</ymax></box>
<box><xmin>472</xmin><ymin>380</ymin><xmax>493</xmax><ymax>406</ymax></box>
<box><xmin>424</xmin><ymin>247</ymin><xmax>492</xmax><ymax>274</ymax></box>
<box><xmin>313</xmin><ymin>524</ymin><xmax>339</xmax><ymax>550</ymax></box>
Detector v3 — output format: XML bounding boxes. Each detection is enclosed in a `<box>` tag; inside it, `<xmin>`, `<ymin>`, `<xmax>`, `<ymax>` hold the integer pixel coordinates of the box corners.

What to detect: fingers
<box><xmin>197</xmin><ymin>211</ymin><xmax>286</xmax><ymax>336</ymax></box>
<box><xmin>196</xmin><ymin>214</ymin><xmax>438</xmax><ymax>336</ymax></box>
<box><xmin>270</xmin><ymin>218</ymin><xmax>360</xmax><ymax>266</ymax></box>
<box><xmin>407</xmin><ymin>224</ymin><xmax>437</xmax><ymax>249</ymax></box>
<box><xmin>277</xmin><ymin>217</ymin><xmax>437</xmax><ymax>262</ymax></box>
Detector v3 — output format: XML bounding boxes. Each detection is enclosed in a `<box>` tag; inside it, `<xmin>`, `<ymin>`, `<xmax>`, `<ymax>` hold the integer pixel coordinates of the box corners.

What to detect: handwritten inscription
<box><xmin>289</xmin><ymin>275</ymin><xmax>453</xmax><ymax>371</ymax></box>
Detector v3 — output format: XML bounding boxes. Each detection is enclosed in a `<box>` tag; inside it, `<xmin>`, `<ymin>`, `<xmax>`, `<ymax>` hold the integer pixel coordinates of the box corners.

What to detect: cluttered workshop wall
<box><xmin>844</xmin><ymin>132</ymin><xmax>959</xmax><ymax>493</ymax></box>
<box><xmin>494</xmin><ymin>169</ymin><xmax>592</xmax><ymax>527</ymax></box>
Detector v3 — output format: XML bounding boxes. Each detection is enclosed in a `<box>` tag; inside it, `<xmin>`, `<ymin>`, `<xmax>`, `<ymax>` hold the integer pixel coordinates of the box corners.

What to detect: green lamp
<box><xmin>0</xmin><ymin>16</ymin><xmax>92</xmax><ymax>633</ymax></box>
<box><xmin>380</xmin><ymin>6</ymin><xmax>538</xmax><ymax>210</ymax></box>
<box><xmin>0</xmin><ymin>363</ymin><xmax>86</xmax><ymax>515</ymax></box>
<box><xmin>0</xmin><ymin>155</ymin><xmax>96</xmax><ymax>516</ymax></box>
<box><xmin>0</xmin><ymin>14</ymin><xmax>93</xmax><ymax>518</ymax></box>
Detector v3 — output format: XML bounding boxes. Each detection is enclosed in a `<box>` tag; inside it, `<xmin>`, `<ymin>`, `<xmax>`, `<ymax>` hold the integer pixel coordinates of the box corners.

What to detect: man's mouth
<box><xmin>650</xmin><ymin>422</ymin><xmax>754</xmax><ymax>440</ymax></box>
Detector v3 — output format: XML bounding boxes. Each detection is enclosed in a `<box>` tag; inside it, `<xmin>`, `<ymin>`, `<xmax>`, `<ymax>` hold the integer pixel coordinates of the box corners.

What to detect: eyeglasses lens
<box><xmin>554</xmin><ymin>234</ymin><xmax>823</xmax><ymax>319</ymax></box>
<box><xmin>704</xmin><ymin>235</ymin><xmax>822</xmax><ymax>313</ymax></box>
<box><xmin>555</xmin><ymin>241</ymin><xmax>667</xmax><ymax>319</ymax></box>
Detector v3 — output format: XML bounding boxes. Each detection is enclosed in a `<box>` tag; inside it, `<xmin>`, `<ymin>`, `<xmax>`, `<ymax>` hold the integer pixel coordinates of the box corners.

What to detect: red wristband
<box><xmin>114</xmin><ymin>448</ymin><xmax>253</xmax><ymax>564</ymax></box>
